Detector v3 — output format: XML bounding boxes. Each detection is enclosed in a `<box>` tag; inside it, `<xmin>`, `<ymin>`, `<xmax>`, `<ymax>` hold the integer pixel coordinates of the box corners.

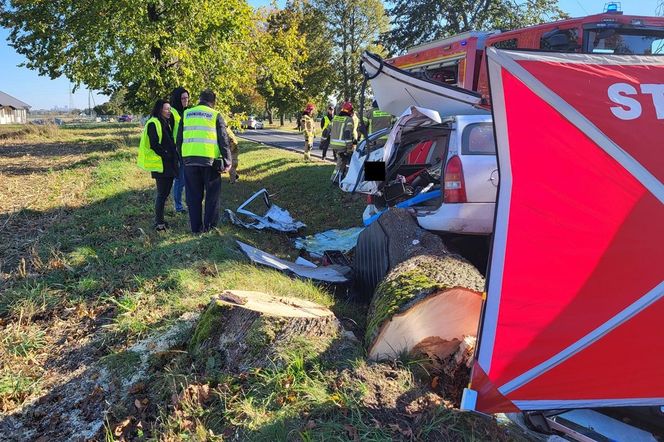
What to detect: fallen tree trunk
<box><xmin>189</xmin><ymin>290</ymin><xmax>344</xmax><ymax>372</ymax></box>
<box><xmin>365</xmin><ymin>253</ymin><xmax>485</xmax><ymax>391</ymax></box>
<box><xmin>354</xmin><ymin>208</ymin><xmax>450</xmax><ymax>299</ymax></box>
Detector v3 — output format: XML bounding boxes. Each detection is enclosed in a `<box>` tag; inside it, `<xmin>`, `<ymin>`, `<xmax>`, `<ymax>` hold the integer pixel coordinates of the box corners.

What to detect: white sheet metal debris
<box><xmin>237</xmin><ymin>241</ymin><xmax>350</xmax><ymax>283</ymax></box>
<box><xmin>225</xmin><ymin>189</ymin><xmax>306</xmax><ymax>232</ymax></box>
<box><xmin>293</xmin><ymin>227</ymin><xmax>364</xmax><ymax>258</ymax></box>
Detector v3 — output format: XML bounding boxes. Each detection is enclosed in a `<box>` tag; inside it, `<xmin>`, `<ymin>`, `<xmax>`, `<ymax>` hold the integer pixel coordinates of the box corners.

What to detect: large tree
<box><xmin>254</xmin><ymin>1</ymin><xmax>336</xmax><ymax>125</ymax></box>
<box><xmin>386</xmin><ymin>0</ymin><xmax>568</xmax><ymax>54</ymax></box>
<box><xmin>314</xmin><ymin>0</ymin><xmax>389</xmax><ymax>105</ymax></box>
<box><xmin>254</xmin><ymin>5</ymin><xmax>308</xmax><ymax>125</ymax></box>
<box><xmin>0</xmin><ymin>0</ymin><xmax>256</xmax><ymax>112</ymax></box>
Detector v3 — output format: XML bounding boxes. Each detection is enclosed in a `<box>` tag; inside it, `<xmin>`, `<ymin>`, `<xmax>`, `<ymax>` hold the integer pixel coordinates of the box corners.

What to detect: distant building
<box><xmin>0</xmin><ymin>90</ymin><xmax>31</xmax><ymax>124</ymax></box>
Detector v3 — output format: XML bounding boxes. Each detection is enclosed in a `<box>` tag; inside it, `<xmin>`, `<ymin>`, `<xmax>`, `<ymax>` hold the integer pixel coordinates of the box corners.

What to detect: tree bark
<box><xmin>189</xmin><ymin>291</ymin><xmax>343</xmax><ymax>373</ymax></box>
<box><xmin>365</xmin><ymin>254</ymin><xmax>485</xmax><ymax>362</ymax></box>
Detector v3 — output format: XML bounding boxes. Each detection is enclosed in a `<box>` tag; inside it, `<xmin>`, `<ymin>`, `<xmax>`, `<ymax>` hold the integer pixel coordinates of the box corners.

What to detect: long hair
<box><xmin>169</xmin><ymin>87</ymin><xmax>189</xmax><ymax>113</ymax></box>
<box><xmin>150</xmin><ymin>99</ymin><xmax>168</xmax><ymax>119</ymax></box>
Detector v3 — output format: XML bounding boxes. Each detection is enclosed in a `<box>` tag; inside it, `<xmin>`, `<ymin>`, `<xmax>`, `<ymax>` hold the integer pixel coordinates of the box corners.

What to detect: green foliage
<box><xmin>0</xmin><ymin>0</ymin><xmax>256</xmax><ymax>112</ymax></box>
<box><xmin>93</xmin><ymin>89</ymin><xmax>127</xmax><ymax>116</ymax></box>
<box><xmin>386</xmin><ymin>0</ymin><xmax>569</xmax><ymax>54</ymax></box>
<box><xmin>255</xmin><ymin>5</ymin><xmax>308</xmax><ymax>117</ymax></box>
<box><xmin>313</xmin><ymin>0</ymin><xmax>389</xmax><ymax>104</ymax></box>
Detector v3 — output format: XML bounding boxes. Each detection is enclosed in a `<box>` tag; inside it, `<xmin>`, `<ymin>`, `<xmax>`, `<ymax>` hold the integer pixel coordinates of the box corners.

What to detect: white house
<box><xmin>0</xmin><ymin>90</ymin><xmax>31</xmax><ymax>124</ymax></box>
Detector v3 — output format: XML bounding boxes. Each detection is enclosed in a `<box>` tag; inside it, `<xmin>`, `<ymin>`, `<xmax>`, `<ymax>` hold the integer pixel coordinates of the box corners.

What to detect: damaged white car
<box><xmin>341</xmin><ymin>106</ymin><xmax>498</xmax><ymax>236</ymax></box>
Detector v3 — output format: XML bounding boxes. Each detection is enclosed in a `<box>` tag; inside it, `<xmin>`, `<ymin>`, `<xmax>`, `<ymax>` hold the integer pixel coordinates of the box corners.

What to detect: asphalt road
<box><xmin>237</xmin><ymin>128</ymin><xmax>335</xmax><ymax>162</ymax></box>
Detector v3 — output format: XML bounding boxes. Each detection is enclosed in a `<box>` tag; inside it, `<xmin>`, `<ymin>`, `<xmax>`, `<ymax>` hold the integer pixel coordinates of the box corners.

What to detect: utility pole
<box><xmin>68</xmin><ymin>83</ymin><xmax>74</xmax><ymax>111</ymax></box>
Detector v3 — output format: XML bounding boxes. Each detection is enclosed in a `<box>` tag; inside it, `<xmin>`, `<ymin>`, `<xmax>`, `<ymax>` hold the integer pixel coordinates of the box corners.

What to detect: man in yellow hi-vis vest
<box><xmin>176</xmin><ymin>89</ymin><xmax>232</xmax><ymax>233</ymax></box>
<box><xmin>319</xmin><ymin>105</ymin><xmax>335</xmax><ymax>160</ymax></box>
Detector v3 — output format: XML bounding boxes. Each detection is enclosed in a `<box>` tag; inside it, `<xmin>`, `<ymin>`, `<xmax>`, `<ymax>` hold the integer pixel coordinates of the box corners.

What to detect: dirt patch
<box><xmin>0</xmin><ymin>314</ymin><xmax>198</xmax><ymax>441</ymax></box>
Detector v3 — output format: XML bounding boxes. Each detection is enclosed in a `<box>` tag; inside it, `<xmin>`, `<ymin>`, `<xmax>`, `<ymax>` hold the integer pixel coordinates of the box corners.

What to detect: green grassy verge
<box><xmin>0</xmin><ymin>125</ymin><xmax>533</xmax><ymax>441</ymax></box>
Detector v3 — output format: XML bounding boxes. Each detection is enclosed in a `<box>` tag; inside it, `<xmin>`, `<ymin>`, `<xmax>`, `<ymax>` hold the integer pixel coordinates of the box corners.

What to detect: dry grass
<box><xmin>0</xmin><ymin>125</ymin><xmax>139</xmax><ymax>277</ymax></box>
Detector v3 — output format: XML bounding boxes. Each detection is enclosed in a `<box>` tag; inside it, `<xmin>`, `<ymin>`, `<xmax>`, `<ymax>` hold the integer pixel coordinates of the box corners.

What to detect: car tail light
<box><xmin>443</xmin><ymin>155</ymin><xmax>467</xmax><ymax>203</ymax></box>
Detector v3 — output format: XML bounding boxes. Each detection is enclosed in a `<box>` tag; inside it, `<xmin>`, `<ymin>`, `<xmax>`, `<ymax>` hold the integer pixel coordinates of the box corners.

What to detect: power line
<box><xmin>574</xmin><ymin>0</ymin><xmax>589</xmax><ymax>15</ymax></box>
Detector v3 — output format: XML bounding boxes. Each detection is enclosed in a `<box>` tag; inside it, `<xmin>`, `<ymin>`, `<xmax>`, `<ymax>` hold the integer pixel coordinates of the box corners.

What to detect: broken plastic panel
<box><xmin>225</xmin><ymin>188</ymin><xmax>306</xmax><ymax>232</ymax></box>
<box><xmin>237</xmin><ymin>241</ymin><xmax>350</xmax><ymax>283</ymax></box>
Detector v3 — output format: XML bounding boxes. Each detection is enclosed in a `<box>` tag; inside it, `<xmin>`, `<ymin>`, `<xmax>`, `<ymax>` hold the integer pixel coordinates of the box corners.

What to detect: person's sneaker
<box><xmin>155</xmin><ymin>222</ymin><xmax>168</xmax><ymax>231</ymax></box>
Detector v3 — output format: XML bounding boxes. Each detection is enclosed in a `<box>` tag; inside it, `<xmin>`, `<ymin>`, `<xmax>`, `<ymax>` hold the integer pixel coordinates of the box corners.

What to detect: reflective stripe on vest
<box><xmin>172</xmin><ymin>108</ymin><xmax>181</xmax><ymax>141</ymax></box>
<box><xmin>369</xmin><ymin>110</ymin><xmax>392</xmax><ymax>135</ymax></box>
<box><xmin>137</xmin><ymin>117</ymin><xmax>164</xmax><ymax>173</ymax></box>
<box><xmin>329</xmin><ymin>115</ymin><xmax>355</xmax><ymax>151</ymax></box>
<box><xmin>182</xmin><ymin>105</ymin><xmax>220</xmax><ymax>159</ymax></box>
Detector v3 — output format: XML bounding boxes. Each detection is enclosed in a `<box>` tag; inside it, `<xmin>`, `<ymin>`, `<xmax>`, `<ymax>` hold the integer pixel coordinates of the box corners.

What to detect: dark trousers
<box><xmin>184</xmin><ymin>165</ymin><xmax>221</xmax><ymax>233</ymax></box>
<box><xmin>320</xmin><ymin>137</ymin><xmax>331</xmax><ymax>160</ymax></box>
<box><xmin>155</xmin><ymin>177</ymin><xmax>174</xmax><ymax>225</ymax></box>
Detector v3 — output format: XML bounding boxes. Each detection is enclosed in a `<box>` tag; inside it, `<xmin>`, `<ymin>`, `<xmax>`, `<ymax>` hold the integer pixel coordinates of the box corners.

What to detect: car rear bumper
<box><xmin>416</xmin><ymin>202</ymin><xmax>495</xmax><ymax>235</ymax></box>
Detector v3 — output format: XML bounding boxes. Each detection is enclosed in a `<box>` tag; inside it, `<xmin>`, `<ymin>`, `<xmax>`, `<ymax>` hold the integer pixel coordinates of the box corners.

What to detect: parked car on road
<box><xmin>341</xmin><ymin>107</ymin><xmax>497</xmax><ymax>235</ymax></box>
<box><xmin>118</xmin><ymin>115</ymin><xmax>133</xmax><ymax>122</ymax></box>
<box><xmin>242</xmin><ymin>116</ymin><xmax>263</xmax><ymax>129</ymax></box>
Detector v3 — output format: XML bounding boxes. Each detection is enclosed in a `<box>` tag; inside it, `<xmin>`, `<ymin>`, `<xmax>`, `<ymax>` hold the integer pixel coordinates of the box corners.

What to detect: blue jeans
<box><xmin>172</xmin><ymin>158</ymin><xmax>186</xmax><ymax>211</ymax></box>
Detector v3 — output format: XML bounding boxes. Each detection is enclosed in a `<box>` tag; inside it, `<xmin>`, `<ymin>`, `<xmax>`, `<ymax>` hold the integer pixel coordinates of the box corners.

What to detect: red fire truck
<box><xmin>387</xmin><ymin>6</ymin><xmax>664</xmax><ymax>101</ymax></box>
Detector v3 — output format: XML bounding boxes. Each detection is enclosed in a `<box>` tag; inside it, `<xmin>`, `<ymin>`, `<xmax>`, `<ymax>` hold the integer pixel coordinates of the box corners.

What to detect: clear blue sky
<box><xmin>0</xmin><ymin>0</ymin><xmax>659</xmax><ymax>110</ymax></box>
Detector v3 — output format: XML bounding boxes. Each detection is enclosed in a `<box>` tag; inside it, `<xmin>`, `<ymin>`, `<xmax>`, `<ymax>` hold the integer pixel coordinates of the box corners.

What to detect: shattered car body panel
<box><xmin>225</xmin><ymin>189</ymin><xmax>306</xmax><ymax>232</ymax></box>
<box><xmin>361</xmin><ymin>51</ymin><xmax>490</xmax><ymax>118</ymax></box>
<box><xmin>237</xmin><ymin>241</ymin><xmax>351</xmax><ymax>283</ymax></box>
<box><xmin>340</xmin><ymin>106</ymin><xmax>445</xmax><ymax>195</ymax></box>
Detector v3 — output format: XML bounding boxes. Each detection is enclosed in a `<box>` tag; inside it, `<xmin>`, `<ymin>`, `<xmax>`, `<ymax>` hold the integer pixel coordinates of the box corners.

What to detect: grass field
<box><xmin>0</xmin><ymin>124</ymin><xmax>532</xmax><ymax>440</ymax></box>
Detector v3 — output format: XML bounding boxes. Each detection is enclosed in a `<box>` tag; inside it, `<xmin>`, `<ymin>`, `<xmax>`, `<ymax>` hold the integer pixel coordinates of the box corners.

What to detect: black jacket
<box><xmin>176</xmin><ymin>103</ymin><xmax>232</xmax><ymax>172</ymax></box>
<box><xmin>148</xmin><ymin>117</ymin><xmax>179</xmax><ymax>178</ymax></box>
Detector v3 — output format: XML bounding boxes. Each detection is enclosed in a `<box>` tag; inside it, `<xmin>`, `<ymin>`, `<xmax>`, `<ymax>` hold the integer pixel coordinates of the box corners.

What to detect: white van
<box><xmin>341</xmin><ymin>107</ymin><xmax>498</xmax><ymax>235</ymax></box>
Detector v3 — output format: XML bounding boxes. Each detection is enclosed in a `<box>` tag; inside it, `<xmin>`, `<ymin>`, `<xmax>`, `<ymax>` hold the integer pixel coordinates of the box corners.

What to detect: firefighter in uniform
<box><xmin>364</xmin><ymin>101</ymin><xmax>393</xmax><ymax>148</ymax></box>
<box><xmin>329</xmin><ymin>101</ymin><xmax>359</xmax><ymax>183</ymax></box>
<box><xmin>176</xmin><ymin>89</ymin><xmax>232</xmax><ymax>233</ymax></box>
<box><xmin>301</xmin><ymin>103</ymin><xmax>315</xmax><ymax>161</ymax></box>
<box><xmin>319</xmin><ymin>105</ymin><xmax>335</xmax><ymax>160</ymax></box>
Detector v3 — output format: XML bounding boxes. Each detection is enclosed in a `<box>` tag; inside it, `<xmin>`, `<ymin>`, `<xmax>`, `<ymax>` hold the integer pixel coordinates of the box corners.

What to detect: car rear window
<box><xmin>462</xmin><ymin>123</ymin><xmax>495</xmax><ymax>155</ymax></box>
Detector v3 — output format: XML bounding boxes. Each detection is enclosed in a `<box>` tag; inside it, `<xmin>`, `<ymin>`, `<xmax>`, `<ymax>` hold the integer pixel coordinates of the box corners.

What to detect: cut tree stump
<box><xmin>365</xmin><ymin>254</ymin><xmax>485</xmax><ymax>365</ymax></box>
<box><xmin>189</xmin><ymin>290</ymin><xmax>344</xmax><ymax>372</ymax></box>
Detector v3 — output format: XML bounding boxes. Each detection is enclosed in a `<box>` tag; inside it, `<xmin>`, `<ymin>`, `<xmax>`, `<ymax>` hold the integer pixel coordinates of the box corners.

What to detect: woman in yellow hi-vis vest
<box><xmin>137</xmin><ymin>99</ymin><xmax>179</xmax><ymax>231</ymax></box>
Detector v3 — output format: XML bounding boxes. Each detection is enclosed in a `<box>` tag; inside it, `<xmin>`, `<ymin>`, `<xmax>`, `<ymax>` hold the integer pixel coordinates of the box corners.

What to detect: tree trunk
<box><xmin>280</xmin><ymin>113</ymin><xmax>285</xmax><ymax>126</ymax></box>
<box><xmin>365</xmin><ymin>254</ymin><xmax>485</xmax><ymax>402</ymax></box>
<box><xmin>189</xmin><ymin>291</ymin><xmax>343</xmax><ymax>373</ymax></box>
<box><xmin>365</xmin><ymin>253</ymin><xmax>485</xmax><ymax>362</ymax></box>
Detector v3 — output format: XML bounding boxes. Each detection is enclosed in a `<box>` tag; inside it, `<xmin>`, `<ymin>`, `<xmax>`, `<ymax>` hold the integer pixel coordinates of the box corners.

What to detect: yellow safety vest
<box><xmin>320</xmin><ymin>114</ymin><xmax>332</xmax><ymax>141</ymax></box>
<box><xmin>368</xmin><ymin>110</ymin><xmax>392</xmax><ymax>134</ymax></box>
<box><xmin>171</xmin><ymin>107</ymin><xmax>181</xmax><ymax>141</ymax></box>
<box><xmin>329</xmin><ymin>115</ymin><xmax>358</xmax><ymax>151</ymax></box>
<box><xmin>137</xmin><ymin>117</ymin><xmax>164</xmax><ymax>173</ymax></box>
<box><xmin>182</xmin><ymin>105</ymin><xmax>220</xmax><ymax>159</ymax></box>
